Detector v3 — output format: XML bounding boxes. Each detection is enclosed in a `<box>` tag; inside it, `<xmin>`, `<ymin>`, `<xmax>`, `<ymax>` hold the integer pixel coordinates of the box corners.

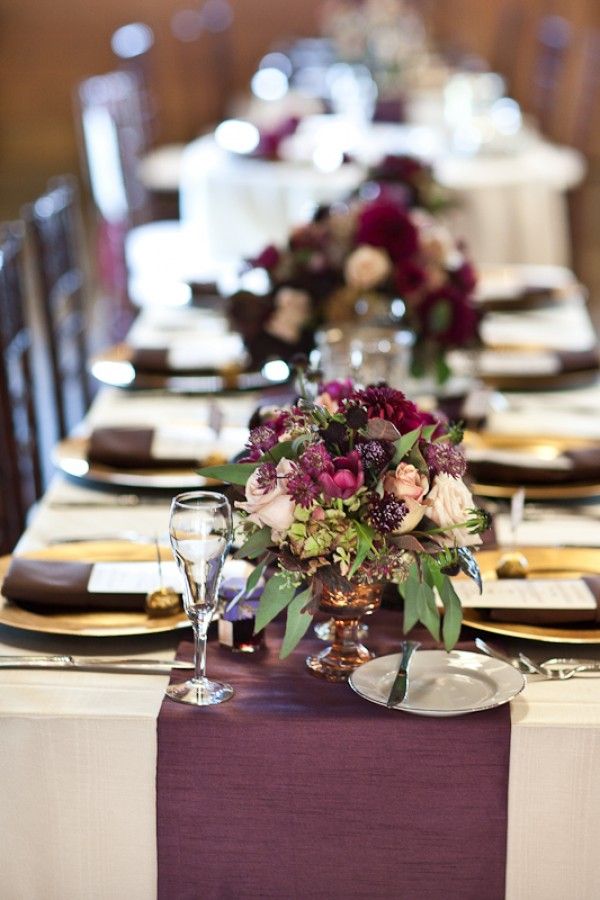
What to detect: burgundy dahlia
<box><xmin>356</xmin><ymin>196</ymin><xmax>419</xmax><ymax>263</ymax></box>
<box><xmin>349</xmin><ymin>385</ymin><xmax>430</xmax><ymax>435</ymax></box>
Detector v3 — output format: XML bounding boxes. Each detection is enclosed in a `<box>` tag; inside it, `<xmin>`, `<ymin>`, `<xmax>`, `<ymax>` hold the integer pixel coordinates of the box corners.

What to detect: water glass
<box><xmin>167</xmin><ymin>490</ymin><xmax>233</xmax><ymax>706</ymax></box>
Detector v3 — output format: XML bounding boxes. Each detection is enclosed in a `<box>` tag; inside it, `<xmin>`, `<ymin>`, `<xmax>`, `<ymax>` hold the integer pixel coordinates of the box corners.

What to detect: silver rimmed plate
<box><xmin>349</xmin><ymin>650</ymin><xmax>525</xmax><ymax>717</ymax></box>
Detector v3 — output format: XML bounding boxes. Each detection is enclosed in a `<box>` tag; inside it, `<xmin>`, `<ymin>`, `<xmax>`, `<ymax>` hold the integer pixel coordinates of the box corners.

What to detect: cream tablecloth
<box><xmin>2</xmin><ymin>305</ymin><xmax>600</xmax><ymax>900</ymax></box>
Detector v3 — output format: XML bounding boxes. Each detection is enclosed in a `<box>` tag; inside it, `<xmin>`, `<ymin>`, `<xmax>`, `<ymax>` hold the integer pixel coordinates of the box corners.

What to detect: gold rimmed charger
<box><xmin>89</xmin><ymin>343</ymin><xmax>290</xmax><ymax>393</ymax></box>
<box><xmin>53</xmin><ymin>435</ymin><xmax>219</xmax><ymax>491</ymax></box>
<box><xmin>461</xmin><ymin>547</ymin><xmax>600</xmax><ymax>643</ymax></box>
<box><xmin>0</xmin><ymin>541</ymin><xmax>189</xmax><ymax>637</ymax></box>
<box><xmin>464</xmin><ymin>431</ymin><xmax>600</xmax><ymax>500</ymax></box>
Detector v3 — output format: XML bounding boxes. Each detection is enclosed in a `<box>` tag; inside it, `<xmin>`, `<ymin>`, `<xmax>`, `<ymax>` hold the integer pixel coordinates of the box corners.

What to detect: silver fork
<box><xmin>518</xmin><ymin>652</ymin><xmax>600</xmax><ymax>681</ymax></box>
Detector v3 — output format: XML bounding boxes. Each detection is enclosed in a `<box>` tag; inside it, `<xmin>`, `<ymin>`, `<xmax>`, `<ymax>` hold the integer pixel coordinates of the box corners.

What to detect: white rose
<box><xmin>236</xmin><ymin>458</ymin><xmax>295</xmax><ymax>539</ymax></box>
<box><xmin>344</xmin><ymin>245</ymin><xmax>391</xmax><ymax>291</ymax></box>
<box><xmin>425</xmin><ymin>473</ymin><xmax>482</xmax><ymax>548</ymax></box>
<box><xmin>266</xmin><ymin>288</ymin><xmax>311</xmax><ymax>344</ymax></box>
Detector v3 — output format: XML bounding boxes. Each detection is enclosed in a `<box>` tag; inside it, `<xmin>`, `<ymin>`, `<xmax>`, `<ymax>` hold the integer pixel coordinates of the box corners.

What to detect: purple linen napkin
<box><xmin>88</xmin><ymin>427</ymin><xmax>200</xmax><ymax>469</ymax></box>
<box><xmin>1</xmin><ymin>558</ymin><xmax>147</xmax><ymax>611</ymax></box>
<box><xmin>157</xmin><ymin>610</ymin><xmax>510</xmax><ymax>899</ymax></box>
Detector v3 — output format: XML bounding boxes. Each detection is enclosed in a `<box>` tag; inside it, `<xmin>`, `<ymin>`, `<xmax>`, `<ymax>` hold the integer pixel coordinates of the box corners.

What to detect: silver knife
<box><xmin>386</xmin><ymin>640</ymin><xmax>421</xmax><ymax>708</ymax></box>
<box><xmin>0</xmin><ymin>655</ymin><xmax>193</xmax><ymax>673</ymax></box>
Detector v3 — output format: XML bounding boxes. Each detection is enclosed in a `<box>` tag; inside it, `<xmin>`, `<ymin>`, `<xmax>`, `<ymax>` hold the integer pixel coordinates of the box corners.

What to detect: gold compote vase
<box><xmin>306</xmin><ymin>582</ymin><xmax>383</xmax><ymax>682</ymax></box>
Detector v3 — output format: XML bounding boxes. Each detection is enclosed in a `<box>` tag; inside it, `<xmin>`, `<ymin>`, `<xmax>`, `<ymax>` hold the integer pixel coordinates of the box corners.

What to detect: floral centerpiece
<box><xmin>364</xmin><ymin>154</ymin><xmax>453</xmax><ymax>215</ymax></box>
<box><xmin>199</xmin><ymin>378</ymin><xmax>489</xmax><ymax>680</ymax></box>
<box><xmin>230</xmin><ymin>183</ymin><xmax>479</xmax><ymax>382</ymax></box>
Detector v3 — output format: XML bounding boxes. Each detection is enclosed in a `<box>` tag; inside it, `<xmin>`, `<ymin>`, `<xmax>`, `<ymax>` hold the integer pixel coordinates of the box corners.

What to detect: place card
<box><xmin>452</xmin><ymin>579</ymin><xmax>596</xmax><ymax>610</ymax></box>
<box><xmin>88</xmin><ymin>562</ymin><xmax>184</xmax><ymax>595</ymax></box>
<box><xmin>465</xmin><ymin>447</ymin><xmax>572</xmax><ymax>470</ymax></box>
<box><xmin>151</xmin><ymin>425</ymin><xmax>247</xmax><ymax>460</ymax></box>
<box><xmin>477</xmin><ymin>350</ymin><xmax>560</xmax><ymax>377</ymax></box>
<box><xmin>167</xmin><ymin>334</ymin><xmax>246</xmax><ymax>371</ymax></box>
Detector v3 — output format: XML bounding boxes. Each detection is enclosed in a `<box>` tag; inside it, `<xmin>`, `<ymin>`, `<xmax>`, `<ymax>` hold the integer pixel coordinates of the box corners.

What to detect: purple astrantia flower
<box><xmin>319</xmin><ymin>450</ymin><xmax>364</xmax><ymax>500</ymax></box>
<box><xmin>242</xmin><ymin>412</ymin><xmax>290</xmax><ymax>462</ymax></box>
<box><xmin>254</xmin><ymin>462</ymin><xmax>278</xmax><ymax>494</ymax></box>
<box><xmin>423</xmin><ymin>441</ymin><xmax>467</xmax><ymax>479</ymax></box>
<box><xmin>287</xmin><ymin>467</ymin><xmax>321</xmax><ymax>508</ymax></box>
<box><xmin>300</xmin><ymin>443</ymin><xmax>333</xmax><ymax>478</ymax></box>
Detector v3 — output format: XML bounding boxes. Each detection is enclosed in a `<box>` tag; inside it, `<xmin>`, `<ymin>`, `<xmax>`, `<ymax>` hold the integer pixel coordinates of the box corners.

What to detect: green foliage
<box><xmin>234</xmin><ymin>526</ymin><xmax>273</xmax><ymax>560</ymax></box>
<box><xmin>280</xmin><ymin>588</ymin><xmax>314</xmax><ymax>658</ymax></box>
<box><xmin>197</xmin><ymin>462</ymin><xmax>258</xmax><ymax>485</ymax></box>
<box><xmin>348</xmin><ymin>522</ymin><xmax>375</xmax><ymax>579</ymax></box>
<box><xmin>392</xmin><ymin>427</ymin><xmax>422</xmax><ymax>465</ymax></box>
<box><xmin>254</xmin><ymin>572</ymin><xmax>297</xmax><ymax>633</ymax></box>
<box><xmin>399</xmin><ymin>556</ymin><xmax>464</xmax><ymax>648</ymax></box>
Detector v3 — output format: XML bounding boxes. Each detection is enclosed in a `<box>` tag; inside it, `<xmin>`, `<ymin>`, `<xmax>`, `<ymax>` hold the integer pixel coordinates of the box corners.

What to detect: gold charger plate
<box><xmin>89</xmin><ymin>343</ymin><xmax>290</xmax><ymax>393</ymax></box>
<box><xmin>0</xmin><ymin>541</ymin><xmax>189</xmax><ymax>637</ymax></box>
<box><xmin>461</xmin><ymin>546</ymin><xmax>600</xmax><ymax>643</ymax></box>
<box><xmin>53</xmin><ymin>435</ymin><xmax>220</xmax><ymax>491</ymax></box>
<box><xmin>464</xmin><ymin>431</ymin><xmax>600</xmax><ymax>500</ymax></box>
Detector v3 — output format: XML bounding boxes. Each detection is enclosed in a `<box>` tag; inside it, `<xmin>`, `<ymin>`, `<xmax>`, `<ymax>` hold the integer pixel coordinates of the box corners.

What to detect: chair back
<box><xmin>23</xmin><ymin>176</ymin><xmax>92</xmax><ymax>439</ymax></box>
<box><xmin>0</xmin><ymin>224</ymin><xmax>43</xmax><ymax>553</ymax></box>
<box><xmin>77</xmin><ymin>70</ymin><xmax>150</xmax><ymax>228</ymax></box>
<box><xmin>111</xmin><ymin>22</ymin><xmax>157</xmax><ymax>146</ymax></box>
<box><xmin>532</xmin><ymin>14</ymin><xmax>572</xmax><ymax>135</ymax></box>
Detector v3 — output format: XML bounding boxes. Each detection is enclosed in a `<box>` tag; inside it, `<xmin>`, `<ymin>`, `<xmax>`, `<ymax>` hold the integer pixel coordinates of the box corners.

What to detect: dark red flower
<box><xmin>356</xmin><ymin>197</ymin><xmax>419</xmax><ymax>263</ymax></box>
<box><xmin>319</xmin><ymin>451</ymin><xmax>364</xmax><ymax>499</ymax></box>
<box><xmin>451</xmin><ymin>260</ymin><xmax>478</xmax><ymax>293</ymax></box>
<box><xmin>348</xmin><ymin>385</ymin><xmax>432</xmax><ymax>435</ymax></box>
<box><xmin>416</xmin><ymin>286</ymin><xmax>480</xmax><ymax>347</ymax></box>
<box><xmin>395</xmin><ymin>259</ymin><xmax>427</xmax><ymax>295</ymax></box>
<box><xmin>251</xmin><ymin>245</ymin><xmax>280</xmax><ymax>270</ymax></box>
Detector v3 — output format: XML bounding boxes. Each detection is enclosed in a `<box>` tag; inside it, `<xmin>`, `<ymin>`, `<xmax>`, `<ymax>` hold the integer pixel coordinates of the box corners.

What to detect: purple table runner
<box><xmin>157</xmin><ymin>611</ymin><xmax>510</xmax><ymax>899</ymax></box>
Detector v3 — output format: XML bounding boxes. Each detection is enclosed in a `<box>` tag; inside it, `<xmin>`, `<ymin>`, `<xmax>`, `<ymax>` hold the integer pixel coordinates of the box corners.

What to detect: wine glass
<box><xmin>167</xmin><ymin>490</ymin><xmax>233</xmax><ymax>706</ymax></box>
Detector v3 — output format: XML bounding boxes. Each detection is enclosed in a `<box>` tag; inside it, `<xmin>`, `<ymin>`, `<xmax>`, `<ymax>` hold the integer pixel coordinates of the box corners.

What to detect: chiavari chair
<box><xmin>532</xmin><ymin>14</ymin><xmax>573</xmax><ymax>136</ymax></box>
<box><xmin>23</xmin><ymin>176</ymin><xmax>92</xmax><ymax>440</ymax></box>
<box><xmin>0</xmin><ymin>223</ymin><xmax>43</xmax><ymax>554</ymax></box>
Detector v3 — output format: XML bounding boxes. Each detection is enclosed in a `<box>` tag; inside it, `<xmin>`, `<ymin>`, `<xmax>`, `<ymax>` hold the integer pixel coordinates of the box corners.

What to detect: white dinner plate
<box><xmin>349</xmin><ymin>650</ymin><xmax>525</xmax><ymax>717</ymax></box>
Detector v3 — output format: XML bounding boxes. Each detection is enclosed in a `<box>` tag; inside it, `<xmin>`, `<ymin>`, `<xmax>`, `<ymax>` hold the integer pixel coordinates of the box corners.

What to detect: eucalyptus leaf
<box><xmin>407</xmin><ymin>442</ymin><xmax>429</xmax><ymax>475</ymax></box>
<box><xmin>254</xmin><ymin>573</ymin><xmax>296</xmax><ymax>633</ymax></box>
<box><xmin>416</xmin><ymin>579</ymin><xmax>440</xmax><ymax>642</ymax></box>
<box><xmin>398</xmin><ymin>564</ymin><xmax>421</xmax><ymax>633</ymax></box>
<box><xmin>392</xmin><ymin>427</ymin><xmax>421</xmax><ymax>465</ymax></box>
<box><xmin>261</xmin><ymin>439</ymin><xmax>296</xmax><ymax>463</ymax></box>
<box><xmin>348</xmin><ymin>522</ymin><xmax>375</xmax><ymax>579</ymax></box>
<box><xmin>457</xmin><ymin>548</ymin><xmax>483</xmax><ymax>593</ymax></box>
<box><xmin>280</xmin><ymin>588</ymin><xmax>314</xmax><ymax>658</ymax></box>
<box><xmin>245</xmin><ymin>556</ymin><xmax>271</xmax><ymax>595</ymax></box>
<box><xmin>234</xmin><ymin>526</ymin><xmax>273</xmax><ymax>560</ymax></box>
<box><xmin>197</xmin><ymin>462</ymin><xmax>258</xmax><ymax>485</ymax></box>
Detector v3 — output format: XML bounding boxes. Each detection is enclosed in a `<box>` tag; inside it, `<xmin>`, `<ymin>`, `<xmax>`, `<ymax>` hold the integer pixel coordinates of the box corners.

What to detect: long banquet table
<box><xmin>2</xmin><ymin>303</ymin><xmax>600</xmax><ymax>899</ymax></box>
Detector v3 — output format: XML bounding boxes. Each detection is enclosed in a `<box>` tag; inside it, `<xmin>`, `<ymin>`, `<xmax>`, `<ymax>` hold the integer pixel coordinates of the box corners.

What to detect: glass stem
<box><xmin>193</xmin><ymin>621</ymin><xmax>208</xmax><ymax>682</ymax></box>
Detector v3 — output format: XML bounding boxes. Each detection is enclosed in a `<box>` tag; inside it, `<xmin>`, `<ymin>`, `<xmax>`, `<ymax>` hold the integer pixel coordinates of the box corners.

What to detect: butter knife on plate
<box><xmin>0</xmin><ymin>656</ymin><xmax>193</xmax><ymax>673</ymax></box>
<box><xmin>386</xmin><ymin>641</ymin><xmax>421</xmax><ymax>708</ymax></box>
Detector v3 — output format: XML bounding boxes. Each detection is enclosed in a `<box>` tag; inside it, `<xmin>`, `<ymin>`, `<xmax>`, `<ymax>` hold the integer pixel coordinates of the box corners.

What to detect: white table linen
<box><xmin>2</xmin><ymin>301</ymin><xmax>600</xmax><ymax>899</ymax></box>
<box><xmin>178</xmin><ymin>122</ymin><xmax>584</xmax><ymax>270</ymax></box>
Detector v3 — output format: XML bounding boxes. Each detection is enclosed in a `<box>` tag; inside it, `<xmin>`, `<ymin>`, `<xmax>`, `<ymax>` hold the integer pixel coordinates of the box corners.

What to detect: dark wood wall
<box><xmin>0</xmin><ymin>0</ymin><xmax>597</xmax><ymax>220</ymax></box>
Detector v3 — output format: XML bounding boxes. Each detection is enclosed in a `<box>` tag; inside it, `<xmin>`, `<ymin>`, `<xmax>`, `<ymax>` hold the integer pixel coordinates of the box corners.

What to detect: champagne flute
<box><xmin>167</xmin><ymin>490</ymin><xmax>233</xmax><ymax>706</ymax></box>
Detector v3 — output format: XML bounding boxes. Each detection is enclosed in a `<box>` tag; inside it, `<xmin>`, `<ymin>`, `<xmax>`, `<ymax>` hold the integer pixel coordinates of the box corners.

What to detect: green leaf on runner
<box><xmin>254</xmin><ymin>572</ymin><xmax>296</xmax><ymax>633</ymax></box>
<box><xmin>280</xmin><ymin>588</ymin><xmax>314</xmax><ymax>658</ymax></box>
<box><xmin>234</xmin><ymin>526</ymin><xmax>273</xmax><ymax>560</ymax></box>
<box><xmin>197</xmin><ymin>462</ymin><xmax>258</xmax><ymax>485</ymax></box>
